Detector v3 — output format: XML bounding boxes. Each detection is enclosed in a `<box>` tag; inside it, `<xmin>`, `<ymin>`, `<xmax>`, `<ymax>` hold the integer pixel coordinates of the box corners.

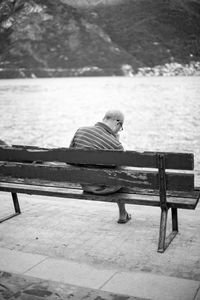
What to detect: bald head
<box><xmin>102</xmin><ymin>110</ymin><xmax>124</xmax><ymax>134</ymax></box>
<box><xmin>103</xmin><ymin>110</ymin><xmax>124</xmax><ymax>123</ymax></box>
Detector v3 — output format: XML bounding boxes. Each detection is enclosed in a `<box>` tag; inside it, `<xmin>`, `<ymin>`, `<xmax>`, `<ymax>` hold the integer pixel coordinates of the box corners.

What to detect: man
<box><xmin>70</xmin><ymin>110</ymin><xmax>131</xmax><ymax>224</ymax></box>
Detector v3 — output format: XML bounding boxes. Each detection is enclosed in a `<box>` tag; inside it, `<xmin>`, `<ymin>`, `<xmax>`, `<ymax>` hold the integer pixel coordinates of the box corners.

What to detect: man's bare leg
<box><xmin>117</xmin><ymin>202</ymin><xmax>131</xmax><ymax>223</ymax></box>
<box><xmin>81</xmin><ymin>185</ymin><xmax>131</xmax><ymax>223</ymax></box>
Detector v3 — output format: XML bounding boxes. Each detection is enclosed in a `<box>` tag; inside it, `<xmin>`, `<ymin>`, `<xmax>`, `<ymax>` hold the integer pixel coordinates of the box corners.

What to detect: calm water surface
<box><xmin>0</xmin><ymin>77</ymin><xmax>199</xmax><ymax>185</ymax></box>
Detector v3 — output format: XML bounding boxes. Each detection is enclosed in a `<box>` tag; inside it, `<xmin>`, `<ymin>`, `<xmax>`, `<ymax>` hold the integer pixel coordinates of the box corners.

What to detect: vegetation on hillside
<box><xmin>0</xmin><ymin>0</ymin><xmax>199</xmax><ymax>77</ymax></box>
<box><xmin>81</xmin><ymin>0</ymin><xmax>200</xmax><ymax>69</ymax></box>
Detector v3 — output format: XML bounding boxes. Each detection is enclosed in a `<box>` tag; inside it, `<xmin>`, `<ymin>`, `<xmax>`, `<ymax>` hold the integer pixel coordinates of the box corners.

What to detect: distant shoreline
<box><xmin>61</xmin><ymin>0</ymin><xmax>124</xmax><ymax>8</ymax></box>
<box><xmin>0</xmin><ymin>61</ymin><xmax>199</xmax><ymax>78</ymax></box>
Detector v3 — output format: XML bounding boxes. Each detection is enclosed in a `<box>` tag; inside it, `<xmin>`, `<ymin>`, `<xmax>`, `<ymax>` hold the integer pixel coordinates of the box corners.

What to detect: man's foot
<box><xmin>117</xmin><ymin>213</ymin><xmax>131</xmax><ymax>224</ymax></box>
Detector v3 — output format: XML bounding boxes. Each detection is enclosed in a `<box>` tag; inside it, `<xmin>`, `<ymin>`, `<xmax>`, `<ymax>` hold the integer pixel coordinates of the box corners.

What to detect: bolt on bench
<box><xmin>0</xmin><ymin>145</ymin><xmax>199</xmax><ymax>253</ymax></box>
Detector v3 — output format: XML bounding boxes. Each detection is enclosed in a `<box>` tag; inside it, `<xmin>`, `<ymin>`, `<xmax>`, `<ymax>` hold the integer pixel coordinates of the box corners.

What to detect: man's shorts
<box><xmin>81</xmin><ymin>184</ymin><xmax>122</xmax><ymax>195</ymax></box>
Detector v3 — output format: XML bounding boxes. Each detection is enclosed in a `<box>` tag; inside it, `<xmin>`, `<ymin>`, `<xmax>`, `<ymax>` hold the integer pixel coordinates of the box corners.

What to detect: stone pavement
<box><xmin>0</xmin><ymin>192</ymin><xmax>200</xmax><ymax>300</ymax></box>
<box><xmin>0</xmin><ymin>270</ymin><xmax>144</xmax><ymax>300</ymax></box>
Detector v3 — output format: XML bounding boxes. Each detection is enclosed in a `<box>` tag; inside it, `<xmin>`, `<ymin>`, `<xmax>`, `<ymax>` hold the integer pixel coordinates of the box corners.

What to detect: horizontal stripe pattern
<box><xmin>70</xmin><ymin>123</ymin><xmax>123</xmax><ymax>151</ymax></box>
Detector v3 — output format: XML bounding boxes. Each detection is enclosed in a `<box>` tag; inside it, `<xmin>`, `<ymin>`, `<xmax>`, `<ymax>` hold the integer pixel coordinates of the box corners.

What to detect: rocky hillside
<box><xmin>0</xmin><ymin>0</ymin><xmax>139</xmax><ymax>78</ymax></box>
<box><xmin>82</xmin><ymin>0</ymin><xmax>200</xmax><ymax>67</ymax></box>
<box><xmin>0</xmin><ymin>0</ymin><xmax>200</xmax><ymax>78</ymax></box>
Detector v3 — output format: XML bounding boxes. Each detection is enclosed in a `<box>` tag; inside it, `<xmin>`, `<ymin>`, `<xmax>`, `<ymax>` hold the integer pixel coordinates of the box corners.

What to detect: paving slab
<box><xmin>0</xmin><ymin>248</ymin><xmax>46</xmax><ymax>274</ymax></box>
<box><xmin>25</xmin><ymin>257</ymin><xmax>116</xmax><ymax>289</ymax></box>
<box><xmin>0</xmin><ymin>247</ymin><xmax>199</xmax><ymax>300</ymax></box>
<box><xmin>102</xmin><ymin>271</ymin><xmax>200</xmax><ymax>300</ymax></box>
<box><xmin>0</xmin><ymin>271</ymin><xmax>146</xmax><ymax>300</ymax></box>
<box><xmin>0</xmin><ymin>193</ymin><xmax>200</xmax><ymax>300</ymax></box>
<box><xmin>0</xmin><ymin>192</ymin><xmax>199</xmax><ymax>282</ymax></box>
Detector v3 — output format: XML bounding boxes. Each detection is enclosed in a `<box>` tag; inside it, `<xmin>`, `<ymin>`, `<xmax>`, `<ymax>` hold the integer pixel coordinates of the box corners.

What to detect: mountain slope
<box><xmin>0</xmin><ymin>0</ymin><xmax>140</xmax><ymax>78</ymax></box>
<box><xmin>80</xmin><ymin>0</ymin><xmax>200</xmax><ymax>67</ymax></box>
<box><xmin>0</xmin><ymin>0</ymin><xmax>200</xmax><ymax>77</ymax></box>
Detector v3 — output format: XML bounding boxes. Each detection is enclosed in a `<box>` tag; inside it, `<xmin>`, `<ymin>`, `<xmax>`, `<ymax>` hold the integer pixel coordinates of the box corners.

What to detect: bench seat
<box><xmin>0</xmin><ymin>179</ymin><xmax>199</xmax><ymax>210</ymax></box>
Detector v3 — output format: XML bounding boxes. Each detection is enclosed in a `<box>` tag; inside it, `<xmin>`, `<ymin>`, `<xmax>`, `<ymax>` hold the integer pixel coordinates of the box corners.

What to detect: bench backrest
<box><xmin>0</xmin><ymin>145</ymin><xmax>194</xmax><ymax>193</ymax></box>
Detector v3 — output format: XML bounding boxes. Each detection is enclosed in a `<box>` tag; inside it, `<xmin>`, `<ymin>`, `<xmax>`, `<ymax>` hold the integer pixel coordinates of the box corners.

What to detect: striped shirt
<box><xmin>70</xmin><ymin>122</ymin><xmax>123</xmax><ymax>151</ymax></box>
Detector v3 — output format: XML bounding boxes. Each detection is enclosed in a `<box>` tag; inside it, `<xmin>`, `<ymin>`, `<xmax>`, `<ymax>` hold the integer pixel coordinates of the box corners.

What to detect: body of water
<box><xmin>0</xmin><ymin>76</ymin><xmax>199</xmax><ymax>186</ymax></box>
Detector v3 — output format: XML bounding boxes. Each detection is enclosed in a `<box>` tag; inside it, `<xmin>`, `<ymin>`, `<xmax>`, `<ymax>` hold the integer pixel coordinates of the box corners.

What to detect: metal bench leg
<box><xmin>157</xmin><ymin>154</ymin><xmax>178</xmax><ymax>253</ymax></box>
<box><xmin>171</xmin><ymin>207</ymin><xmax>178</xmax><ymax>232</ymax></box>
<box><xmin>158</xmin><ymin>207</ymin><xmax>168</xmax><ymax>253</ymax></box>
<box><xmin>157</xmin><ymin>207</ymin><xmax>178</xmax><ymax>253</ymax></box>
<box><xmin>12</xmin><ymin>192</ymin><xmax>21</xmax><ymax>214</ymax></box>
<box><xmin>0</xmin><ymin>192</ymin><xmax>21</xmax><ymax>223</ymax></box>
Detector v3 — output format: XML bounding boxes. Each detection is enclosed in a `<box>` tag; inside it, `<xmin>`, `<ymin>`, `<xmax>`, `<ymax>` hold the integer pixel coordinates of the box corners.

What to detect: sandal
<box><xmin>117</xmin><ymin>213</ymin><xmax>131</xmax><ymax>224</ymax></box>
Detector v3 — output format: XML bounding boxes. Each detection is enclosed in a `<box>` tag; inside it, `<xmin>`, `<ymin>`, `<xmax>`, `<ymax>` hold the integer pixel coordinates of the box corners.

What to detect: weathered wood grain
<box><xmin>0</xmin><ymin>181</ymin><xmax>198</xmax><ymax>209</ymax></box>
<box><xmin>0</xmin><ymin>176</ymin><xmax>199</xmax><ymax>198</ymax></box>
<box><xmin>0</xmin><ymin>162</ymin><xmax>194</xmax><ymax>191</ymax></box>
<box><xmin>0</xmin><ymin>145</ymin><xmax>194</xmax><ymax>170</ymax></box>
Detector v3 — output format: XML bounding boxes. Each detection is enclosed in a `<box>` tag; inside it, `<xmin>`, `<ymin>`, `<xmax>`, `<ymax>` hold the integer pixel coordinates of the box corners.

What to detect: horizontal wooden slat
<box><xmin>165</xmin><ymin>152</ymin><xmax>194</xmax><ymax>170</ymax></box>
<box><xmin>0</xmin><ymin>176</ymin><xmax>199</xmax><ymax>199</ymax></box>
<box><xmin>0</xmin><ymin>162</ymin><xmax>194</xmax><ymax>191</ymax></box>
<box><xmin>0</xmin><ymin>181</ymin><xmax>198</xmax><ymax>209</ymax></box>
<box><xmin>0</xmin><ymin>145</ymin><xmax>194</xmax><ymax>170</ymax></box>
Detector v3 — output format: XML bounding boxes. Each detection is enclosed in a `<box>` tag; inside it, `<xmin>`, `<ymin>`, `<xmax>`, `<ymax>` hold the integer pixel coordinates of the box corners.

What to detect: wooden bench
<box><xmin>0</xmin><ymin>145</ymin><xmax>199</xmax><ymax>253</ymax></box>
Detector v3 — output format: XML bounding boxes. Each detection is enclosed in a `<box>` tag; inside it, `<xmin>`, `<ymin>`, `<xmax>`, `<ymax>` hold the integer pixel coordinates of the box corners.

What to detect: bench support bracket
<box><xmin>0</xmin><ymin>192</ymin><xmax>21</xmax><ymax>223</ymax></box>
<box><xmin>158</xmin><ymin>207</ymin><xmax>178</xmax><ymax>253</ymax></box>
<box><xmin>157</xmin><ymin>154</ymin><xmax>179</xmax><ymax>253</ymax></box>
